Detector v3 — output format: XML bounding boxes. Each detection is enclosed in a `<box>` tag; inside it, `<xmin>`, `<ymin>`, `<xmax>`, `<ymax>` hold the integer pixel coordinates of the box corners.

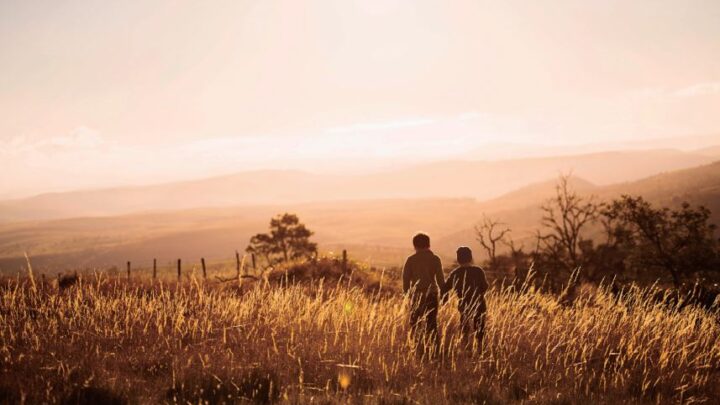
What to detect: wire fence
<box><xmin>8</xmin><ymin>248</ymin><xmax>511</xmax><ymax>286</ymax></box>
<box><xmin>16</xmin><ymin>249</ymin><xmax>353</xmax><ymax>283</ymax></box>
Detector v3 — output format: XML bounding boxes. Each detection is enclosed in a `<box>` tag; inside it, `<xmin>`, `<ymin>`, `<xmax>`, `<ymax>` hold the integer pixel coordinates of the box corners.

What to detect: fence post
<box><xmin>201</xmin><ymin>257</ymin><xmax>207</xmax><ymax>280</ymax></box>
<box><xmin>127</xmin><ymin>261</ymin><xmax>131</xmax><ymax>280</ymax></box>
<box><xmin>342</xmin><ymin>250</ymin><xmax>348</xmax><ymax>274</ymax></box>
<box><xmin>236</xmin><ymin>251</ymin><xmax>241</xmax><ymax>278</ymax></box>
<box><xmin>153</xmin><ymin>258</ymin><xmax>157</xmax><ymax>279</ymax></box>
<box><xmin>251</xmin><ymin>253</ymin><xmax>256</xmax><ymax>272</ymax></box>
<box><xmin>177</xmin><ymin>259</ymin><xmax>182</xmax><ymax>282</ymax></box>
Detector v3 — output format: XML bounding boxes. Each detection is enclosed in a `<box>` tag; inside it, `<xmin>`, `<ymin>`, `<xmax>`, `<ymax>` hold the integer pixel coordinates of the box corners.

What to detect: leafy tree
<box><xmin>601</xmin><ymin>196</ymin><xmax>719</xmax><ymax>287</ymax></box>
<box><xmin>246</xmin><ymin>213</ymin><xmax>318</xmax><ymax>266</ymax></box>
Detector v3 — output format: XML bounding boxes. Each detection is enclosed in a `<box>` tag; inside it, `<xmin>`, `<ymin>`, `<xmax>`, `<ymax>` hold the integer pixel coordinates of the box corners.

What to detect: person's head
<box><xmin>412</xmin><ymin>233</ymin><xmax>430</xmax><ymax>251</ymax></box>
<box><xmin>456</xmin><ymin>246</ymin><xmax>473</xmax><ymax>265</ymax></box>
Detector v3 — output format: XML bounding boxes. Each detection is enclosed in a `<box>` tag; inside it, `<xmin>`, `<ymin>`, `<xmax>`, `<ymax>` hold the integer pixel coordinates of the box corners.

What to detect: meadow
<box><xmin>0</xmin><ymin>261</ymin><xmax>719</xmax><ymax>404</ymax></box>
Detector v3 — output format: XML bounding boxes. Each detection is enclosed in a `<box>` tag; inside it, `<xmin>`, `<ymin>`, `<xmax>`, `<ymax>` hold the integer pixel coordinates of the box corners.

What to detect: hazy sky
<box><xmin>1</xmin><ymin>0</ymin><xmax>720</xmax><ymax>197</ymax></box>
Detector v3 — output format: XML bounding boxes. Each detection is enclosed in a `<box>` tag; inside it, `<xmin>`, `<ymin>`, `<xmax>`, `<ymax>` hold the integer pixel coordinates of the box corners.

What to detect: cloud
<box><xmin>457</xmin><ymin>111</ymin><xmax>484</xmax><ymax>121</ymax></box>
<box><xmin>1</xmin><ymin>127</ymin><xmax>104</xmax><ymax>156</ymax></box>
<box><xmin>673</xmin><ymin>82</ymin><xmax>720</xmax><ymax>98</ymax></box>
<box><xmin>623</xmin><ymin>82</ymin><xmax>720</xmax><ymax>101</ymax></box>
<box><xmin>324</xmin><ymin>117</ymin><xmax>436</xmax><ymax>134</ymax></box>
<box><xmin>44</xmin><ymin>127</ymin><xmax>104</xmax><ymax>149</ymax></box>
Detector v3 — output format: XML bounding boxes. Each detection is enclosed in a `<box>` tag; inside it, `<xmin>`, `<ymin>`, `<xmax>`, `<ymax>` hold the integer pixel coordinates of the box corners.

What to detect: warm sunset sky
<box><xmin>1</xmin><ymin>0</ymin><xmax>719</xmax><ymax>197</ymax></box>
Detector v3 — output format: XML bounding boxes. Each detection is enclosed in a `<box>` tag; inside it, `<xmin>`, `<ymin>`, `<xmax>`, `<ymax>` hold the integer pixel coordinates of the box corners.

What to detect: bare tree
<box><xmin>475</xmin><ymin>214</ymin><xmax>511</xmax><ymax>268</ymax></box>
<box><xmin>538</xmin><ymin>175</ymin><xmax>598</xmax><ymax>270</ymax></box>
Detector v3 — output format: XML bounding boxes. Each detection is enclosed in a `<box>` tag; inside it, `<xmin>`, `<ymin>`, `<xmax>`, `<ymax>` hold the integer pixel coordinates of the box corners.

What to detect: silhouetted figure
<box><xmin>443</xmin><ymin>246</ymin><xmax>488</xmax><ymax>350</ymax></box>
<box><xmin>402</xmin><ymin>233</ymin><xmax>444</xmax><ymax>357</ymax></box>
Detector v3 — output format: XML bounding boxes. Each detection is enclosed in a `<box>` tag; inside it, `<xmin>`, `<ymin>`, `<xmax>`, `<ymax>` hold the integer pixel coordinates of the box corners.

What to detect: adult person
<box><xmin>402</xmin><ymin>232</ymin><xmax>445</xmax><ymax>357</ymax></box>
<box><xmin>443</xmin><ymin>246</ymin><xmax>489</xmax><ymax>349</ymax></box>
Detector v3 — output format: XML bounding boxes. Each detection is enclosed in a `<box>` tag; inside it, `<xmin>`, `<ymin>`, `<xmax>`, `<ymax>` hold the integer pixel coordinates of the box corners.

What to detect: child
<box><xmin>443</xmin><ymin>246</ymin><xmax>489</xmax><ymax>349</ymax></box>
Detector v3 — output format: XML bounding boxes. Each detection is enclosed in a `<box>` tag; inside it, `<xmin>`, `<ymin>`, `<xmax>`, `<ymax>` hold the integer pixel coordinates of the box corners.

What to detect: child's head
<box><xmin>412</xmin><ymin>233</ymin><xmax>430</xmax><ymax>250</ymax></box>
<box><xmin>456</xmin><ymin>246</ymin><xmax>473</xmax><ymax>265</ymax></box>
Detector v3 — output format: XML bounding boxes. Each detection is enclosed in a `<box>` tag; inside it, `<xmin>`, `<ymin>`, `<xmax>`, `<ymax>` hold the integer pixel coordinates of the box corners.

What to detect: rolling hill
<box><xmin>3</xmin><ymin>160</ymin><xmax>720</xmax><ymax>274</ymax></box>
<box><xmin>437</xmin><ymin>160</ymin><xmax>720</xmax><ymax>258</ymax></box>
<box><xmin>0</xmin><ymin>148</ymin><xmax>714</xmax><ymax>223</ymax></box>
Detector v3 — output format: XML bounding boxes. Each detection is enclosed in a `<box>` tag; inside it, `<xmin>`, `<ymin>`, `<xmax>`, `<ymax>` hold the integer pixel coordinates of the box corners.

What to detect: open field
<box><xmin>1</xmin><ymin>264</ymin><xmax>718</xmax><ymax>404</ymax></box>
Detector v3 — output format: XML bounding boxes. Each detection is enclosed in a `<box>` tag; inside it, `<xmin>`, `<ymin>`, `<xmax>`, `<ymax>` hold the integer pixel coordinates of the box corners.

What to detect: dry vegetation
<box><xmin>0</xmin><ymin>262</ymin><xmax>719</xmax><ymax>404</ymax></box>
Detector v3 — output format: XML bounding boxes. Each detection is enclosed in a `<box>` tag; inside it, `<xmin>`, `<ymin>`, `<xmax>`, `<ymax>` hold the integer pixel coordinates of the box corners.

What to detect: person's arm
<box><xmin>441</xmin><ymin>271</ymin><xmax>455</xmax><ymax>304</ymax></box>
<box><xmin>402</xmin><ymin>258</ymin><xmax>412</xmax><ymax>294</ymax></box>
<box><xmin>478</xmin><ymin>268</ymin><xmax>489</xmax><ymax>294</ymax></box>
<box><xmin>434</xmin><ymin>256</ymin><xmax>445</xmax><ymax>294</ymax></box>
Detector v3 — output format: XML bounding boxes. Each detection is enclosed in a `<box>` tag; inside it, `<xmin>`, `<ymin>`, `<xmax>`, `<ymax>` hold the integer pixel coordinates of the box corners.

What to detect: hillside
<box><xmin>4</xmin><ymin>274</ymin><xmax>718</xmax><ymax>404</ymax></box>
<box><xmin>437</xmin><ymin>160</ymin><xmax>720</xmax><ymax>257</ymax></box>
<box><xmin>602</xmin><ymin>161</ymin><xmax>720</xmax><ymax>214</ymax></box>
<box><xmin>0</xmin><ymin>149</ymin><xmax>713</xmax><ymax>223</ymax></box>
<box><xmin>0</xmin><ymin>199</ymin><xmax>487</xmax><ymax>272</ymax></box>
<box><xmin>3</xmin><ymin>160</ymin><xmax>720</xmax><ymax>273</ymax></box>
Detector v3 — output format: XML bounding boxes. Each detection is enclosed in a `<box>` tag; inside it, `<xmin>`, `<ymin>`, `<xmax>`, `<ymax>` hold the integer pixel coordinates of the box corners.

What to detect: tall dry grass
<box><xmin>0</xmin><ymin>271</ymin><xmax>718</xmax><ymax>404</ymax></box>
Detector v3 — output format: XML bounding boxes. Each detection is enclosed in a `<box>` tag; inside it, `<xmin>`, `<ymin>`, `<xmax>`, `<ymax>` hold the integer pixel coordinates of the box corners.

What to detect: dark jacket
<box><xmin>402</xmin><ymin>249</ymin><xmax>445</xmax><ymax>298</ymax></box>
<box><xmin>443</xmin><ymin>265</ymin><xmax>489</xmax><ymax>313</ymax></box>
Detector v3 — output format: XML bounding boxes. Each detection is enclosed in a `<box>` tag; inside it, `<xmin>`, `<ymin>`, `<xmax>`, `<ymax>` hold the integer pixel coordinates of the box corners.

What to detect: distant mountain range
<box><xmin>3</xmin><ymin>157</ymin><xmax>720</xmax><ymax>273</ymax></box>
<box><xmin>0</xmin><ymin>148</ymin><xmax>715</xmax><ymax>223</ymax></box>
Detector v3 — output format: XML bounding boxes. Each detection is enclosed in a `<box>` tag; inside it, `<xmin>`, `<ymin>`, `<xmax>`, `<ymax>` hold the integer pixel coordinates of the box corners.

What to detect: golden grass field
<box><xmin>1</xmin><ymin>261</ymin><xmax>719</xmax><ymax>404</ymax></box>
